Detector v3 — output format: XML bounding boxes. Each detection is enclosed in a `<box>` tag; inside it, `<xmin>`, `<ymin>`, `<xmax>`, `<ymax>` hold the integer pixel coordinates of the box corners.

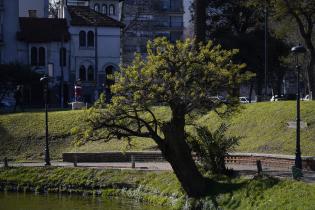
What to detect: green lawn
<box><xmin>1</xmin><ymin>101</ymin><xmax>315</xmax><ymax>161</ymax></box>
<box><xmin>200</xmin><ymin>101</ymin><xmax>315</xmax><ymax>155</ymax></box>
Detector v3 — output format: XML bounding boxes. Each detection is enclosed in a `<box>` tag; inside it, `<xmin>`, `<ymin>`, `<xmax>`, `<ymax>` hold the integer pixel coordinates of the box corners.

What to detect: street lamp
<box><xmin>40</xmin><ymin>75</ymin><xmax>51</xmax><ymax>166</ymax></box>
<box><xmin>291</xmin><ymin>45</ymin><xmax>306</xmax><ymax>171</ymax></box>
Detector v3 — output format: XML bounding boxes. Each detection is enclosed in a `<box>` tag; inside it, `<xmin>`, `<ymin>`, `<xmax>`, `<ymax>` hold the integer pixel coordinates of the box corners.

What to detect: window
<box><xmin>31</xmin><ymin>47</ymin><xmax>37</xmax><ymax>66</ymax></box>
<box><xmin>87</xmin><ymin>65</ymin><xmax>94</xmax><ymax>81</ymax></box>
<box><xmin>79</xmin><ymin>31</ymin><xmax>86</xmax><ymax>47</ymax></box>
<box><xmin>38</xmin><ymin>47</ymin><xmax>45</xmax><ymax>66</ymax></box>
<box><xmin>94</xmin><ymin>4</ymin><xmax>100</xmax><ymax>12</ymax></box>
<box><xmin>28</xmin><ymin>10</ymin><xmax>37</xmax><ymax>18</ymax></box>
<box><xmin>105</xmin><ymin>65</ymin><xmax>115</xmax><ymax>85</ymax></box>
<box><xmin>79</xmin><ymin>65</ymin><xmax>86</xmax><ymax>81</ymax></box>
<box><xmin>48</xmin><ymin>63</ymin><xmax>54</xmax><ymax>77</ymax></box>
<box><xmin>109</xmin><ymin>4</ymin><xmax>115</xmax><ymax>15</ymax></box>
<box><xmin>60</xmin><ymin>47</ymin><xmax>67</xmax><ymax>67</ymax></box>
<box><xmin>87</xmin><ymin>31</ymin><xmax>94</xmax><ymax>47</ymax></box>
<box><xmin>102</xmin><ymin>4</ymin><xmax>107</xmax><ymax>14</ymax></box>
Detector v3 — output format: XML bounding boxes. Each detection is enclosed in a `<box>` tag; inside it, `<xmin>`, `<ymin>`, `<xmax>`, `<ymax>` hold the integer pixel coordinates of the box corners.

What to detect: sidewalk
<box><xmin>1</xmin><ymin>161</ymin><xmax>315</xmax><ymax>183</ymax></box>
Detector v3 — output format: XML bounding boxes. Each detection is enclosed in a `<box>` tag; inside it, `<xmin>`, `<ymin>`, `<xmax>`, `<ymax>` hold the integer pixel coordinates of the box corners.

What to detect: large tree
<box><xmin>87</xmin><ymin>38</ymin><xmax>251</xmax><ymax>197</ymax></box>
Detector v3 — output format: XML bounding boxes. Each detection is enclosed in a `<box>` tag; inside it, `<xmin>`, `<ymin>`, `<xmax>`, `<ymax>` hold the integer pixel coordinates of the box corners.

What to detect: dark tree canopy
<box><xmin>248</xmin><ymin>0</ymin><xmax>315</xmax><ymax>97</ymax></box>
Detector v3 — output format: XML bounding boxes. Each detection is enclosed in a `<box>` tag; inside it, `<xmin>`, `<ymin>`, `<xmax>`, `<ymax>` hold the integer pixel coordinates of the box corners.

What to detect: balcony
<box><xmin>153</xmin><ymin>7</ymin><xmax>184</xmax><ymax>14</ymax></box>
<box><xmin>151</xmin><ymin>1</ymin><xmax>184</xmax><ymax>14</ymax></box>
<box><xmin>152</xmin><ymin>21</ymin><xmax>184</xmax><ymax>31</ymax></box>
<box><xmin>67</xmin><ymin>0</ymin><xmax>89</xmax><ymax>6</ymax></box>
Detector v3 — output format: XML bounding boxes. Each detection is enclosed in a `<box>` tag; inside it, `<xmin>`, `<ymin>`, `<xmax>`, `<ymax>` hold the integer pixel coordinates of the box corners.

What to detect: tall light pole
<box><xmin>40</xmin><ymin>75</ymin><xmax>51</xmax><ymax>166</ymax></box>
<box><xmin>264</xmin><ymin>0</ymin><xmax>269</xmax><ymax>98</ymax></box>
<box><xmin>291</xmin><ymin>45</ymin><xmax>306</xmax><ymax>171</ymax></box>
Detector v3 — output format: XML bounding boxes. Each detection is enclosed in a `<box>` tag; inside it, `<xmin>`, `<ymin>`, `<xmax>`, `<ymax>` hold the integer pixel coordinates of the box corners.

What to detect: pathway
<box><xmin>1</xmin><ymin>161</ymin><xmax>315</xmax><ymax>183</ymax></box>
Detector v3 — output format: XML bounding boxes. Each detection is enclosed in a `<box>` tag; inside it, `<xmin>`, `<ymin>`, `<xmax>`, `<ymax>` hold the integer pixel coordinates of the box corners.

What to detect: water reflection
<box><xmin>0</xmin><ymin>192</ymin><xmax>168</xmax><ymax>210</ymax></box>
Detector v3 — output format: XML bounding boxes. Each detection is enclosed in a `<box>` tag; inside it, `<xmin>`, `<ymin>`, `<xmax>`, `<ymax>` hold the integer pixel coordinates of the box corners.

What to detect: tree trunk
<box><xmin>307</xmin><ymin>51</ymin><xmax>315</xmax><ymax>99</ymax></box>
<box><xmin>159</xmin><ymin>105</ymin><xmax>212</xmax><ymax>198</ymax></box>
<box><xmin>194</xmin><ymin>0</ymin><xmax>207</xmax><ymax>44</ymax></box>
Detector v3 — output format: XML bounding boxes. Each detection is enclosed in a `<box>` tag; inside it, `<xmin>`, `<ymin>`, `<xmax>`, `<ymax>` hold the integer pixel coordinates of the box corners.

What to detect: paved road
<box><xmin>1</xmin><ymin>161</ymin><xmax>315</xmax><ymax>183</ymax></box>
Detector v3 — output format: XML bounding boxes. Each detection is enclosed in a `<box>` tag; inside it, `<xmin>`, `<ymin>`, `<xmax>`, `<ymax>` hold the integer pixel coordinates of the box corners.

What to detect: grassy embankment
<box><xmin>1</xmin><ymin>101</ymin><xmax>315</xmax><ymax>160</ymax></box>
<box><xmin>1</xmin><ymin>167</ymin><xmax>315</xmax><ymax>209</ymax></box>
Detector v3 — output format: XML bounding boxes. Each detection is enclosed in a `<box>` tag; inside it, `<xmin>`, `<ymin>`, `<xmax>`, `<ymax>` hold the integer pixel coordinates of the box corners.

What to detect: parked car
<box><xmin>0</xmin><ymin>101</ymin><xmax>13</xmax><ymax>112</ymax></box>
<box><xmin>270</xmin><ymin>95</ymin><xmax>286</xmax><ymax>102</ymax></box>
<box><xmin>239</xmin><ymin>97</ymin><xmax>250</xmax><ymax>103</ymax></box>
<box><xmin>0</xmin><ymin>96</ymin><xmax>15</xmax><ymax>112</ymax></box>
<box><xmin>209</xmin><ymin>96</ymin><xmax>227</xmax><ymax>103</ymax></box>
<box><xmin>302</xmin><ymin>95</ymin><xmax>310</xmax><ymax>101</ymax></box>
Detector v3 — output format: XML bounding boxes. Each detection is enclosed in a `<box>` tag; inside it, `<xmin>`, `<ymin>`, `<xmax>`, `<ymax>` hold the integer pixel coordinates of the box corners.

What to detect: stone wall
<box><xmin>63</xmin><ymin>152</ymin><xmax>315</xmax><ymax>171</ymax></box>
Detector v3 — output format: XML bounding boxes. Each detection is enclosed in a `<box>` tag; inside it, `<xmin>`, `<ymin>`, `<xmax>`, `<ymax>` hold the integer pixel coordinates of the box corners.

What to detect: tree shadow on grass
<box><xmin>0</xmin><ymin>123</ymin><xmax>14</xmax><ymax>160</ymax></box>
<box><xmin>200</xmin><ymin>175</ymin><xmax>280</xmax><ymax>209</ymax></box>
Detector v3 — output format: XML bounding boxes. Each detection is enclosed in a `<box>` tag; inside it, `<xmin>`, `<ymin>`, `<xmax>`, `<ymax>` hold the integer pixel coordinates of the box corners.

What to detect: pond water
<box><xmin>0</xmin><ymin>192</ymin><xmax>168</xmax><ymax>210</ymax></box>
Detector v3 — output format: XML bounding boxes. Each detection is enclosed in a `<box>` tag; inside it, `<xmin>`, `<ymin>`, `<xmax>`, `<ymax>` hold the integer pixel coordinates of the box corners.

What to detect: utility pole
<box><xmin>60</xmin><ymin>34</ymin><xmax>64</xmax><ymax>108</ymax></box>
<box><xmin>264</xmin><ymin>0</ymin><xmax>269</xmax><ymax>98</ymax></box>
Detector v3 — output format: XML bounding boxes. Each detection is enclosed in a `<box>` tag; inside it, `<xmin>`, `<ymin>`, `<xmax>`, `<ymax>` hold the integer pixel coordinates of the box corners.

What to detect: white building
<box><xmin>0</xmin><ymin>0</ymin><xmax>123</xmax><ymax>104</ymax></box>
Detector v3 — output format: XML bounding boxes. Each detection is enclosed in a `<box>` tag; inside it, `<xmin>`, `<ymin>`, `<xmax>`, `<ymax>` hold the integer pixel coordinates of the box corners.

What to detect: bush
<box><xmin>191</xmin><ymin>124</ymin><xmax>239</xmax><ymax>175</ymax></box>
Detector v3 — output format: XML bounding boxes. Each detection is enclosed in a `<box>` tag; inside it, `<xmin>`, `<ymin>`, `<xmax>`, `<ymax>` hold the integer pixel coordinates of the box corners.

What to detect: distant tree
<box><xmin>87</xmin><ymin>38</ymin><xmax>252</xmax><ymax>197</ymax></box>
<box><xmin>194</xmin><ymin>0</ymin><xmax>207</xmax><ymax>43</ymax></box>
<box><xmin>204</xmin><ymin>0</ymin><xmax>289</xmax><ymax>97</ymax></box>
<box><xmin>0</xmin><ymin>63</ymin><xmax>41</xmax><ymax>103</ymax></box>
<box><xmin>248</xmin><ymin>0</ymin><xmax>315</xmax><ymax>98</ymax></box>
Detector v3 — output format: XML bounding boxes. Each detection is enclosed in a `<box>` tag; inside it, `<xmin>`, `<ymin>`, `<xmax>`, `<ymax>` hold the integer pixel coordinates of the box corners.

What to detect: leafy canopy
<box><xmin>88</xmin><ymin>38</ymin><xmax>252</xmax><ymax>142</ymax></box>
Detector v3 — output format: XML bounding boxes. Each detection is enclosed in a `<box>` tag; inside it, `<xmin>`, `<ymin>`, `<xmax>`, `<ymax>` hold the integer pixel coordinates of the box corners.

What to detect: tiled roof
<box><xmin>67</xmin><ymin>6</ymin><xmax>124</xmax><ymax>28</ymax></box>
<box><xmin>17</xmin><ymin>18</ymin><xmax>70</xmax><ymax>43</ymax></box>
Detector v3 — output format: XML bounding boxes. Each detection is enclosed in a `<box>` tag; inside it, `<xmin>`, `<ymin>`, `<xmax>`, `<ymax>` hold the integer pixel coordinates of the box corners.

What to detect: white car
<box><xmin>303</xmin><ymin>95</ymin><xmax>310</xmax><ymax>101</ymax></box>
<box><xmin>239</xmin><ymin>97</ymin><xmax>250</xmax><ymax>103</ymax></box>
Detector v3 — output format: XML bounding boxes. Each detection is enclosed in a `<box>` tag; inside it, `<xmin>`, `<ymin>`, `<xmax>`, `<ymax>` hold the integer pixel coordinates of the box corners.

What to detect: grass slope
<box><xmin>1</xmin><ymin>101</ymin><xmax>315</xmax><ymax>160</ymax></box>
<box><xmin>199</xmin><ymin>101</ymin><xmax>315</xmax><ymax>155</ymax></box>
<box><xmin>1</xmin><ymin>167</ymin><xmax>315</xmax><ymax>209</ymax></box>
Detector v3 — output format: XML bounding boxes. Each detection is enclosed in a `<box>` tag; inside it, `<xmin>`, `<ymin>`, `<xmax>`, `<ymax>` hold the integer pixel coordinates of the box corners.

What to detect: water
<box><xmin>0</xmin><ymin>192</ymin><xmax>168</xmax><ymax>210</ymax></box>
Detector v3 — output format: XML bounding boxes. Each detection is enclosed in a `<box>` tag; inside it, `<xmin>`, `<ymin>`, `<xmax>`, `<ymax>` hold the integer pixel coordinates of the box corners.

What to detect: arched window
<box><xmin>79</xmin><ymin>31</ymin><xmax>86</xmax><ymax>47</ymax></box>
<box><xmin>106</xmin><ymin>65</ymin><xmax>114</xmax><ymax>76</ymax></box>
<box><xmin>87</xmin><ymin>31</ymin><xmax>94</xmax><ymax>47</ymax></box>
<box><xmin>79</xmin><ymin>65</ymin><xmax>86</xmax><ymax>81</ymax></box>
<box><xmin>109</xmin><ymin>4</ymin><xmax>115</xmax><ymax>15</ymax></box>
<box><xmin>31</xmin><ymin>47</ymin><xmax>37</xmax><ymax>66</ymax></box>
<box><xmin>94</xmin><ymin>3</ymin><xmax>100</xmax><ymax>12</ymax></box>
<box><xmin>38</xmin><ymin>47</ymin><xmax>45</xmax><ymax>66</ymax></box>
<box><xmin>102</xmin><ymin>4</ymin><xmax>107</xmax><ymax>14</ymax></box>
<box><xmin>60</xmin><ymin>47</ymin><xmax>67</xmax><ymax>66</ymax></box>
<box><xmin>87</xmin><ymin>65</ymin><xmax>94</xmax><ymax>81</ymax></box>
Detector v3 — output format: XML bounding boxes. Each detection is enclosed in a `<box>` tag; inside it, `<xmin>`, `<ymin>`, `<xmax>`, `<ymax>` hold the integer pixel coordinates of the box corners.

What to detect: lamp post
<box><xmin>291</xmin><ymin>45</ymin><xmax>306</xmax><ymax>170</ymax></box>
<box><xmin>40</xmin><ymin>75</ymin><xmax>51</xmax><ymax>166</ymax></box>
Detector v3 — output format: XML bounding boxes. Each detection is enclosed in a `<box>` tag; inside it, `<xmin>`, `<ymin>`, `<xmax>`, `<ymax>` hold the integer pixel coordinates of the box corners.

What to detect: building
<box><xmin>120</xmin><ymin>0</ymin><xmax>184</xmax><ymax>64</ymax></box>
<box><xmin>85</xmin><ymin>0</ymin><xmax>184</xmax><ymax>64</ymax></box>
<box><xmin>0</xmin><ymin>0</ymin><xmax>123</xmax><ymax>105</ymax></box>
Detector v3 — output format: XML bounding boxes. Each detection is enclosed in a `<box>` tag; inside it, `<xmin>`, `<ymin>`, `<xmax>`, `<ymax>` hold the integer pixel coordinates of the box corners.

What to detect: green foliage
<box><xmin>190</xmin><ymin>124</ymin><xmax>239</xmax><ymax>175</ymax></box>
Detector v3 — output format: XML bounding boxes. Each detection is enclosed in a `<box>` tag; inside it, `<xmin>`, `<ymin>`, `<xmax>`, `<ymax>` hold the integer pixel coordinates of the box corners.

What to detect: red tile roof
<box><xmin>67</xmin><ymin>6</ymin><xmax>124</xmax><ymax>28</ymax></box>
<box><xmin>17</xmin><ymin>18</ymin><xmax>70</xmax><ymax>43</ymax></box>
